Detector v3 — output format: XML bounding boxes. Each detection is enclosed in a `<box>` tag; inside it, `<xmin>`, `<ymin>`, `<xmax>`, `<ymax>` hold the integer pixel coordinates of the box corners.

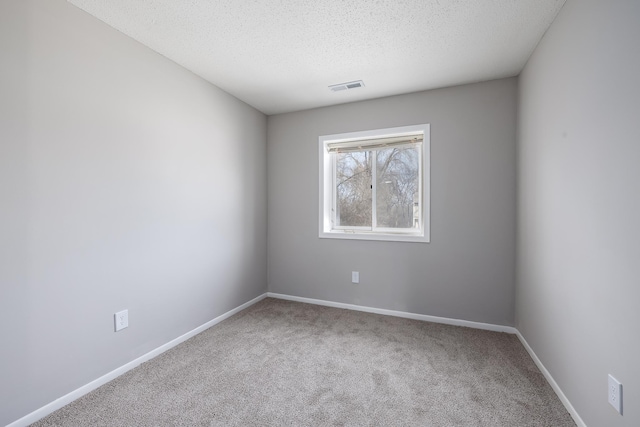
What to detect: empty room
<box><xmin>1</xmin><ymin>0</ymin><xmax>638</xmax><ymax>426</ymax></box>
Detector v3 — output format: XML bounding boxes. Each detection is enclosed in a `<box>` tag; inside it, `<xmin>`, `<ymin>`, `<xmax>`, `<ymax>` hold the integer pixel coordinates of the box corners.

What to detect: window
<box><xmin>319</xmin><ymin>124</ymin><xmax>430</xmax><ymax>242</ymax></box>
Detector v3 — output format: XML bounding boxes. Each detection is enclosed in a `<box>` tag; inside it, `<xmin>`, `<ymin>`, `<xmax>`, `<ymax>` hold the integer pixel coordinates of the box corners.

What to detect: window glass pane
<box><xmin>335</xmin><ymin>151</ymin><xmax>372</xmax><ymax>227</ymax></box>
<box><xmin>376</xmin><ymin>146</ymin><xmax>420</xmax><ymax>229</ymax></box>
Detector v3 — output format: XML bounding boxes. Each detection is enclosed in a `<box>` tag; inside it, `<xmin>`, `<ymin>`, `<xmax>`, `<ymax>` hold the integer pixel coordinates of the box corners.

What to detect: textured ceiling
<box><xmin>67</xmin><ymin>0</ymin><xmax>566</xmax><ymax>115</ymax></box>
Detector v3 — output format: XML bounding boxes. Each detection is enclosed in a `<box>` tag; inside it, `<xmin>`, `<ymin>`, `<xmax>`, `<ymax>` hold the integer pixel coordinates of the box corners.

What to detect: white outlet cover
<box><xmin>114</xmin><ymin>309</ymin><xmax>129</xmax><ymax>332</ymax></box>
<box><xmin>608</xmin><ymin>374</ymin><xmax>623</xmax><ymax>414</ymax></box>
<box><xmin>352</xmin><ymin>271</ymin><xmax>359</xmax><ymax>284</ymax></box>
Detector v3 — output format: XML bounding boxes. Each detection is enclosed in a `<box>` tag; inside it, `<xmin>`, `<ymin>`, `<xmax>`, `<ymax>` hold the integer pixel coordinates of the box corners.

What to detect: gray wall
<box><xmin>517</xmin><ymin>0</ymin><xmax>640</xmax><ymax>426</ymax></box>
<box><xmin>0</xmin><ymin>1</ymin><xmax>267</xmax><ymax>425</ymax></box>
<box><xmin>268</xmin><ymin>78</ymin><xmax>517</xmax><ymax>326</ymax></box>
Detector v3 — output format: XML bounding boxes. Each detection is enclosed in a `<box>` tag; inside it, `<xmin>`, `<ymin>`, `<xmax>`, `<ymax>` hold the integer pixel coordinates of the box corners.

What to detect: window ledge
<box><xmin>319</xmin><ymin>230</ymin><xmax>429</xmax><ymax>243</ymax></box>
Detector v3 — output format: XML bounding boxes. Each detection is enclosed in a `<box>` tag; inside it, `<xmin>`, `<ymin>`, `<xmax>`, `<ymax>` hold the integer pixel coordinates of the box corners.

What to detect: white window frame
<box><xmin>319</xmin><ymin>124</ymin><xmax>430</xmax><ymax>243</ymax></box>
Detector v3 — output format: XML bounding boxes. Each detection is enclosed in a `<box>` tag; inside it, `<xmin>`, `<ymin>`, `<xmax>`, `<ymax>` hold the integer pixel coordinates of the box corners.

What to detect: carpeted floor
<box><xmin>32</xmin><ymin>298</ymin><xmax>575</xmax><ymax>426</ymax></box>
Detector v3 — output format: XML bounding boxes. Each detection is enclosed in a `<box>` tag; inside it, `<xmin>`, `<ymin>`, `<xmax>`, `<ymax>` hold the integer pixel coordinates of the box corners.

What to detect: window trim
<box><xmin>319</xmin><ymin>124</ymin><xmax>430</xmax><ymax>243</ymax></box>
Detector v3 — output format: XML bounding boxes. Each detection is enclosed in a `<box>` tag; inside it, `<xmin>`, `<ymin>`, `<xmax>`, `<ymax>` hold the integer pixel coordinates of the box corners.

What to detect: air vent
<box><xmin>329</xmin><ymin>80</ymin><xmax>365</xmax><ymax>92</ymax></box>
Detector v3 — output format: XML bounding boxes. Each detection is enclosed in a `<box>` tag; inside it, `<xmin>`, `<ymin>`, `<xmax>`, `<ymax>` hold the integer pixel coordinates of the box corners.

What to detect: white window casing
<box><xmin>319</xmin><ymin>124</ymin><xmax>430</xmax><ymax>243</ymax></box>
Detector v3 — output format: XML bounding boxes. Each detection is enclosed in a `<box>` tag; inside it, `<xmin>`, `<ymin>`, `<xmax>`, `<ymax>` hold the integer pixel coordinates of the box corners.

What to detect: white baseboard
<box><xmin>267</xmin><ymin>292</ymin><xmax>517</xmax><ymax>334</ymax></box>
<box><xmin>9</xmin><ymin>292</ymin><xmax>585</xmax><ymax>427</ymax></box>
<box><xmin>7</xmin><ymin>293</ymin><xmax>268</xmax><ymax>427</ymax></box>
<box><xmin>515</xmin><ymin>331</ymin><xmax>587</xmax><ymax>427</ymax></box>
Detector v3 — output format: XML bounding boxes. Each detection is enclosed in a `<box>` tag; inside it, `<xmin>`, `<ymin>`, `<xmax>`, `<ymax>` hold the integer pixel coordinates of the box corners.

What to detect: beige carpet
<box><xmin>32</xmin><ymin>298</ymin><xmax>575</xmax><ymax>426</ymax></box>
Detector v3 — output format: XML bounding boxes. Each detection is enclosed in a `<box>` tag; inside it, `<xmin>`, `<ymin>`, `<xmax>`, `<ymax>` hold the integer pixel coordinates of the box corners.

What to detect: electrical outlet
<box><xmin>608</xmin><ymin>374</ymin><xmax>623</xmax><ymax>414</ymax></box>
<box><xmin>352</xmin><ymin>271</ymin><xmax>359</xmax><ymax>284</ymax></box>
<box><xmin>114</xmin><ymin>309</ymin><xmax>128</xmax><ymax>332</ymax></box>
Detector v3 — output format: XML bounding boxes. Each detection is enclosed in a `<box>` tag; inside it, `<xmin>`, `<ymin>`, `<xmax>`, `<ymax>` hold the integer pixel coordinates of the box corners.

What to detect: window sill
<box><xmin>319</xmin><ymin>230</ymin><xmax>430</xmax><ymax>243</ymax></box>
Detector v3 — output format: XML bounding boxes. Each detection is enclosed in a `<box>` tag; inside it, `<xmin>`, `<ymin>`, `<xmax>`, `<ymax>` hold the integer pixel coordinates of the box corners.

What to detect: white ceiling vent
<box><xmin>329</xmin><ymin>80</ymin><xmax>365</xmax><ymax>92</ymax></box>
